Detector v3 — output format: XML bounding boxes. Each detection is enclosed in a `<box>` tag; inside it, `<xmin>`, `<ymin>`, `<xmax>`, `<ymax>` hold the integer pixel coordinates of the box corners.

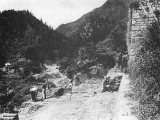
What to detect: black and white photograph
<box><xmin>0</xmin><ymin>0</ymin><xmax>160</xmax><ymax>120</ymax></box>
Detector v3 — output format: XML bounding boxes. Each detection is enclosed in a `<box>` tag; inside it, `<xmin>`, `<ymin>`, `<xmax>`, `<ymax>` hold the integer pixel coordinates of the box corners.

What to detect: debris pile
<box><xmin>102</xmin><ymin>74</ymin><xmax>123</xmax><ymax>92</ymax></box>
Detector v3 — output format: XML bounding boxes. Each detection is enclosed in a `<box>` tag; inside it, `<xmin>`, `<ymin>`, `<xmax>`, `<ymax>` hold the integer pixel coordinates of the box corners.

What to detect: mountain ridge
<box><xmin>56</xmin><ymin>0</ymin><xmax>128</xmax><ymax>42</ymax></box>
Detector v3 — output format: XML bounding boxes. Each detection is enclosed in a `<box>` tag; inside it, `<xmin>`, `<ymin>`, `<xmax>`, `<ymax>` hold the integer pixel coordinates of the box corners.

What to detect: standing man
<box><xmin>42</xmin><ymin>84</ymin><xmax>47</xmax><ymax>101</ymax></box>
<box><xmin>67</xmin><ymin>68</ymin><xmax>74</xmax><ymax>94</ymax></box>
<box><xmin>68</xmin><ymin>82</ymin><xmax>73</xmax><ymax>94</ymax></box>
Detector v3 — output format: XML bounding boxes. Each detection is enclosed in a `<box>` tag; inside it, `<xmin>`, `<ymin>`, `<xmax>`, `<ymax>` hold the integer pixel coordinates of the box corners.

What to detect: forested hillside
<box><xmin>0</xmin><ymin>10</ymin><xmax>69</xmax><ymax>111</ymax></box>
<box><xmin>0</xmin><ymin>10</ymin><xmax>68</xmax><ymax>67</ymax></box>
<box><xmin>56</xmin><ymin>0</ymin><xmax>128</xmax><ymax>48</ymax></box>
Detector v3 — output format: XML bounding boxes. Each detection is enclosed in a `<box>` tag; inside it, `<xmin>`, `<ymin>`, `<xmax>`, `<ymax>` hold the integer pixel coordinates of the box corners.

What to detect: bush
<box><xmin>59</xmin><ymin>57</ymin><xmax>70</xmax><ymax>72</ymax></box>
<box><xmin>25</xmin><ymin>76</ymin><xmax>45</xmax><ymax>83</ymax></box>
<box><xmin>154</xmin><ymin>10</ymin><xmax>160</xmax><ymax>18</ymax></box>
<box><xmin>12</xmin><ymin>94</ymin><xmax>24</xmax><ymax>106</ymax></box>
<box><xmin>32</xmin><ymin>67</ymin><xmax>42</xmax><ymax>74</ymax></box>
<box><xmin>130</xmin><ymin>1</ymin><xmax>139</xmax><ymax>10</ymax></box>
<box><xmin>129</xmin><ymin>21</ymin><xmax>160</xmax><ymax>120</ymax></box>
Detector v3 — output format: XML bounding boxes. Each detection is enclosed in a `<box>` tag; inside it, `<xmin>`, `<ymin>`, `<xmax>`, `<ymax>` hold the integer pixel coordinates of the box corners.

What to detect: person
<box><xmin>67</xmin><ymin>68</ymin><xmax>74</xmax><ymax>93</ymax></box>
<box><xmin>7</xmin><ymin>102</ymin><xmax>14</xmax><ymax>113</ymax></box>
<box><xmin>117</xmin><ymin>53</ymin><xmax>122</xmax><ymax>69</ymax></box>
<box><xmin>102</xmin><ymin>76</ymin><xmax>111</xmax><ymax>92</ymax></box>
<box><xmin>68</xmin><ymin>78</ymin><xmax>74</xmax><ymax>94</ymax></box>
<box><xmin>75</xmin><ymin>73</ymin><xmax>81</xmax><ymax>84</ymax></box>
<box><xmin>122</xmin><ymin>52</ymin><xmax>129</xmax><ymax>72</ymax></box>
<box><xmin>30</xmin><ymin>87</ymin><xmax>37</xmax><ymax>102</ymax></box>
<box><xmin>42</xmin><ymin>84</ymin><xmax>47</xmax><ymax>100</ymax></box>
<box><xmin>5</xmin><ymin>62</ymin><xmax>11</xmax><ymax>72</ymax></box>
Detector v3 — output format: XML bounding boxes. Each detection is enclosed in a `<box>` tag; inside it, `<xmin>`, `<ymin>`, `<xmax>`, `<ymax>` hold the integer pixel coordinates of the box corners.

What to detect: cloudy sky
<box><xmin>1</xmin><ymin>0</ymin><xmax>107</xmax><ymax>29</ymax></box>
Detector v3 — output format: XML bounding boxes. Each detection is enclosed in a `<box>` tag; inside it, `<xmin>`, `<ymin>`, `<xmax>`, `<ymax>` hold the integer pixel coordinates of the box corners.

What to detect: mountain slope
<box><xmin>56</xmin><ymin>0</ymin><xmax>128</xmax><ymax>45</ymax></box>
<box><xmin>0</xmin><ymin>10</ymin><xmax>69</xmax><ymax>66</ymax></box>
<box><xmin>0</xmin><ymin>10</ymin><xmax>71</xmax><ymax>111</ymax></box>
<box><xmin>56</xmin><ymin>0</ymin><xmax>129</xmax><ymax>75</ymax></box>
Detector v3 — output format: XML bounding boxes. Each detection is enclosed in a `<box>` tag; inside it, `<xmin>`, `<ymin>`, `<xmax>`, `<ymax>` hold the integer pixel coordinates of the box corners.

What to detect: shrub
<box><xmin>129</xmin><ymin>21</ymin><xmax>160</xmax><ymax>120</ymax></box>
<box><xmin>90</xmin><ymin>64</ymin><xmax>106</xmax><ymax>77</ymax></box>
<box><xmin>154</xmin><ymin>10</ymin><xmax>160</xmax><ymax>19</ymax></box>
<box><xmin>130</xmin><ymin>1</ymin><xmax>140</xmax><ymax>10</ymax></box>
<box><xmin>12</xmin><ymin>94</ymin><xmax>24</xmax><ymax>106</ymax></box>
<box><xmin>24</xmin><ymin>76</ymin><xmax>45</xmax><ymax>83</ymax></box>
<box><xmin>59</xmin><ymin>57</ymin><xmax>70</xmax><ymax>72</ymax></box>
<box><xmin>23</xmin><ymin>87</ymin><xmax>30</xmax><ymax>95</ymax></box>
<box><xmin>32</xmin><ymin>67</ymin><xmax>42</xmax><ymax>74</ymax></box>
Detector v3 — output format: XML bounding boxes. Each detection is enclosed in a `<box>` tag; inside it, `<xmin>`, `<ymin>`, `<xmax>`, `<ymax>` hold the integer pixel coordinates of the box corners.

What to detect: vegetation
<box><xmin>101</xmin><ymin>19</ymin><xmax>127</xmax><ymax>53</ymax></box>
<box><xmin>57</xmin><ymin>0</ymin><xmax>128</xmax><ymax>77</ymax></box>
<box><xmin>59</xmin><ymin>18</ymin><xmax>127</xmax><ymax>78</ymax></box>
<box><xmin>56</xmin><ymin>0</ymin><xmax>128</xmax><ymax>53</ymax></box>
<box><xmin>0</xmin><ymin>10</ymin><xmax>68</xmax><ymax>67</ymax></box>
<box><xmin>130</xmin><ymin>1</ymin><xmax>140</xmax><ymax>10</ymax></box>
<box><xmin>129</xmin><ymin>22</ymin><xmax>160</xmax><ymax>120</ymax></box>
<box><xmin>154</xmin><ymin>10</ymin><xmax>160</xmax><ymax>19</ymax></box>
<box><xmin>0</xmin><ymin>10</ymin><xmax>69</xmax><ymax>112</ymax></box>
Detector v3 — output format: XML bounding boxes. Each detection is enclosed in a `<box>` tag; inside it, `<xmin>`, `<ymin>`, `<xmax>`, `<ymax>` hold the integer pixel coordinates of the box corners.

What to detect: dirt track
<box><xmin>25</xmin><ymin>91</ymin><xmax>117</xmax><ymax>120</ymax></box>
<box><xmin>20</xmin><ymin>65</ymin><xmax>118</xmax><ymax>120</ymax></box>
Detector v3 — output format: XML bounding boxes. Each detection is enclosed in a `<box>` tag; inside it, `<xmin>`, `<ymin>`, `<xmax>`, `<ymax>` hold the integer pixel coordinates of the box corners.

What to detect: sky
<box><xmin>1</xmin><ymin>0</ymin><xmax>107</xmax><ymax>29</ymax></box>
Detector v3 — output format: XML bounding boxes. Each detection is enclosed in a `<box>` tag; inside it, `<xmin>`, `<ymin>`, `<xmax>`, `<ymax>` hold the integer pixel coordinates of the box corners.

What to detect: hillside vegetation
<box><xmin>56</xmin><ymin>0</ymin><xmax>128</xmax><ymax>51</ymax></box>
<box><xmin>0</xmin><ymin>10</ymin><xmax>68</xmax><ymax>67</ymax></box>
<box><xmin>56</xmin><ymin>0</ymin><xmax>128</xmax><ymax>75</ymax></box>
<box><xmin>0</xmin><ymin>10</ymin><xmax>69</xmax><ymax>111</ymax></box>
<box><xmin>129</xmin><ymin>21</ymin><xmax>160</xmax><ymax>120</ymax></box>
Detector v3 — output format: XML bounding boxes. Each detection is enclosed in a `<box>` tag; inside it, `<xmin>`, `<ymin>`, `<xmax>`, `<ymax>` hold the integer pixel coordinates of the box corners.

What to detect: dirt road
<box><xmin>20</xmin><ymin>65</ymin><xmax>118</xmax><ymax>120</ymax></box>
<box><xmin>25</xmin><ymin>92</ymin><xmax>117</xmax><ymax>120</ymax></box>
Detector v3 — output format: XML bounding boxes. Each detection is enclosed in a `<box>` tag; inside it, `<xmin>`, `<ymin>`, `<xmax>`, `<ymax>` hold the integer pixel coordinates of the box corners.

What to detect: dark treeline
<box><xmin>0</xmin><ymin>10</ymin><xmax>69</xmax><ymax>67</ymax></box>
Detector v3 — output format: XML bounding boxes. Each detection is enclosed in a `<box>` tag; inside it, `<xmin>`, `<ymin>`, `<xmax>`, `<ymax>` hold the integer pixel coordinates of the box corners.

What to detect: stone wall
<box><xmin>127</xmin><ymin>0</ymin><xmax>160</xmax><ymax>62</ymax></box>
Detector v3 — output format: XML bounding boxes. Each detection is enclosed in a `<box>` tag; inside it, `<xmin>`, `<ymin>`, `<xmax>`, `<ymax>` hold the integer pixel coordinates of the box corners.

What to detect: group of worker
<box><xmin>30</xmin><ymin>71</ymin><xmax>81</xmax><ymax>101</ymax></box>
